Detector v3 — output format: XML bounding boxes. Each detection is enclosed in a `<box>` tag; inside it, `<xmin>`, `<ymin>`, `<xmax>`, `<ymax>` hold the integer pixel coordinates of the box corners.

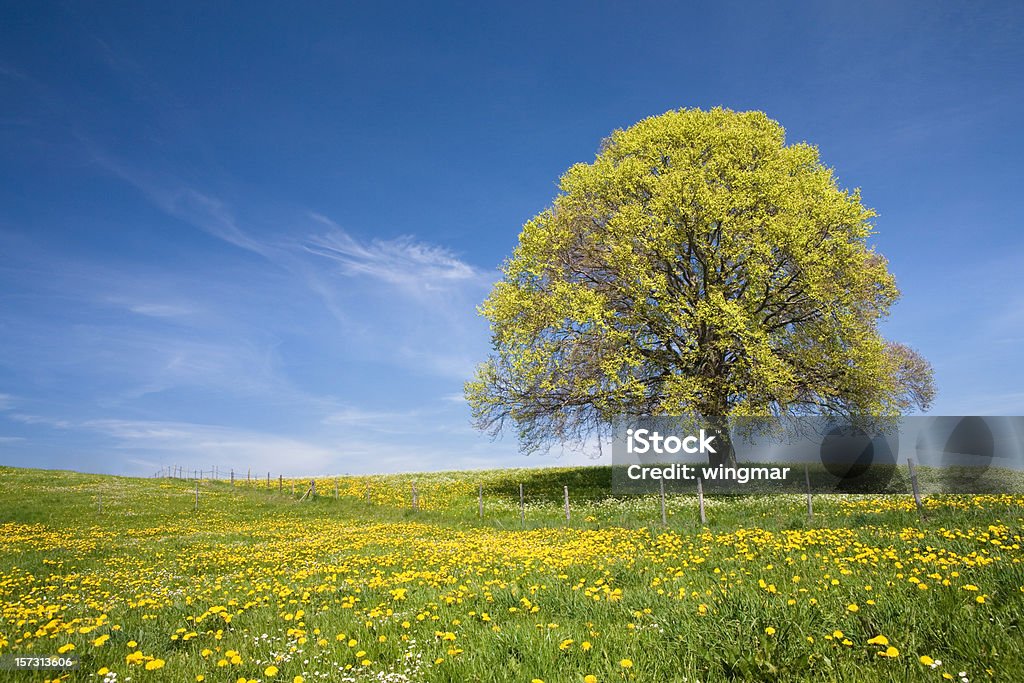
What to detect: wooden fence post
<box><xmin>334</xmin><ymin>479</ymin><xmax>339</xmax><ymax>500</ymax></box>
<box><xmin>563</xmin><ymin>485</ymin><xmax>570</xmax><ymax>523</ymax></box>
<box><xmin>310</xmin><ymin>479</ymin><xmax>316</xmax><ymax>499</ymax></box>
<box><xmin>697</xmin><ymin>476</ymin><xmax>706</xmax><ymax>525</ymax></box>
<box><xmin>230</xmin><ymin>469</ymin><xmax>235</xmax><ymax>485</ymax></box>
<box><xmin>267</xmin><ymin>472</ymin><xmax>270</xmax><ymax>488</ymax></box>
<box><xmin>907</xmin><ymin>458</ymin><xmax>925</xmax><ymax>520</ymax></box>
<box><xmin>519</xmin><ymin>483</ymin><xmax>525</xmax><ymax>526</ymax></box>
<box><xmin>278</xmin><ymin>474</ymin><xmax>283</xmax><ymax>493</ymax></box>
<box><xmin>805</xmin><ymin>463</ymin><xmax>813</xmax><ymax>521</ymax></box>
<box><xmin>659</xmin><ymin>478</ymin><xmax>667</xmax><ymax>525</ymax></box>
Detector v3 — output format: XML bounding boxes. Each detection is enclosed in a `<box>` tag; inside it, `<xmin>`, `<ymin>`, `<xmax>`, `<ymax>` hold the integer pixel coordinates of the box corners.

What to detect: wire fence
<box><xmin>148</xmin><ymin>461</ymin><xmax>933</xmax><ymax>525</ymax></box>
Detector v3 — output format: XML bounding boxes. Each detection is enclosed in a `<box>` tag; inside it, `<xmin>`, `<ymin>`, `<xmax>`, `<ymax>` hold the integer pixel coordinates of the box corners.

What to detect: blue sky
<box><xmin>1</xmin><ymin>2</ymin><xmax>1022</xmax><ymax>476</ymax></box>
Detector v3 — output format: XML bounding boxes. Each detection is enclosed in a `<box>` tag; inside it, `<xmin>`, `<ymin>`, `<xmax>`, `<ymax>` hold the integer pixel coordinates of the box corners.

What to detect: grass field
<box><xmin>0</xmin><ymin>466</ymin><xmax>1022</xmax><ymax>682</ymax></box>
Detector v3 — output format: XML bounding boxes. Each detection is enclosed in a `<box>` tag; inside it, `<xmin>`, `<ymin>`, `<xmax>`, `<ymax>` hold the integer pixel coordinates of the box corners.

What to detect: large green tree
<box><xmin>466</xmin><ymin>108</ymin><xmax>934</xmax><ymax>465</ymax></box>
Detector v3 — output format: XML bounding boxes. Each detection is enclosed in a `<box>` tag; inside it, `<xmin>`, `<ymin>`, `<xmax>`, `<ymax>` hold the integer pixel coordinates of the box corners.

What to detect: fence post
<box><xmin>805</xmin><ymin>463</ymin><xmax>813</xmax><ymax>521</ymax></box>
<box><xmin>247</xmin><ymin>468</ymin><xmax>251</xmax><ymax>485</ymax></box>
<box><xmin>659</xmin><ymin>478</ymin><xmax>667</xmax><ymax>525</ymax></box>
<box><xmin>519</xmin><ymin>483</ymin><xmax>525</xmax><ymax>526</ymax></box>
<box><xmin>231</xmin><ymin>469</ymin><xmax>235</xmax><ymax>486</ymax></box>
<box><xmin>279</xmin><ymin>474</ymin><xmax>283</xmax><ymax>493</ymax></box>
<box><xmin>267</xmin><ymin>472</ymin><xmax>270</xmax><ymax>488</ymax></box>
<box><xmin>697</xmin><ymin>476</ymin><xmax>706</xmax><ymax>525</ymax></box>
<box><xmin>563</xmin><ymin>485</ymin><xmax>570</xmax><ymax>523</ymax></box>
<box><xmin>334</xmin><ymin>479</ymin><xmax>339</xmax><ymax>500</ymax></box>
<box><xmin>907</xmin><ymin>458</ymin><xmax>925</xmax><ymax>520</ymax></box>
<box><xmin>478</xmin><ymin>483</ymin><xmax>483</xmax><ymax>518</ymax></box>
<box><xmin>310</xmin><ymin>479</ymin><xmax>316</xmax><ymax>499</ymax></box>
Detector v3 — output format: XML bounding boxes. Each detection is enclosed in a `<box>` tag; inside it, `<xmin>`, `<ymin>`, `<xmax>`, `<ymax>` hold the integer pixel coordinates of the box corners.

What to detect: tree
<box><xmin>466</xmin><ymin>108</ymin><xmax>934</xmax><ymax>466</ymax></box>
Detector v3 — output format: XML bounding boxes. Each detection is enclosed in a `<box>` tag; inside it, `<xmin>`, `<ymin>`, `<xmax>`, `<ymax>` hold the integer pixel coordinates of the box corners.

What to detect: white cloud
<box><xmin>88</xmin><ymin>148</ymin><xmax>273</xmax><ymax>259</ymax></box>
<box><xmin>304</xmin><ymin>213</ymin><xmax>484</xmax><ymax>292</ymax></box>
<box><xmin>7</xmin><ymin>413</ymin><xmax>73</xmax><ymax>429</ymax></box>
<box><xmin>126</xmin><ymin>302</ymin><xmax>196</xmax><ymax>318</ymax></box>
<box><xmin>322</xmin><ymin>407</ymin><xmax>413</xmax><ymax>426</ymax></box>
<box><xmin>83</xmin><ymin>419</ymin><xmax>338</xmax><ymax>475</ymax></box>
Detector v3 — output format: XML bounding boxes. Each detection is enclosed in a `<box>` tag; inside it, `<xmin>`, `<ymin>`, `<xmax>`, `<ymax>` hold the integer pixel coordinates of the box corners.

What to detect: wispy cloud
<box><xmin>304</xmin><ymin>213</ymin><xmax>484</xmax><ymax>292</ymax></box>
<box><xmin>125</xmin><ymin>302</ymin><xmax>196</xmax><ymax>318</ymax></box>
<box><xmin>322</xmin><ymin>407</ymin><xmax>416</xmax><ymax>426</ymax></box>
<box><xmin>82</xmin><ymin>418</ymin><xmax>338</xmax><ymax>474</ymax></box>
<box><xmin>7</xmin><ymin>413</ymin><xmax>74</xmax><ymax>429</ymax></box>
<box><xmin>3</xmin><ymin>140</ymin><xmax>504</xmax><ymax>473</ymax></box>
<box><xmin>84</xmin><ymin>148</ymin><xmax>274</xmax><ymax>258</ymax></box>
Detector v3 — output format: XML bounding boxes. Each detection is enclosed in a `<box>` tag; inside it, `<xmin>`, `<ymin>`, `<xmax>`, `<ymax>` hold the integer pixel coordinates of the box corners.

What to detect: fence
<box><xmin>147</xmin><ymin>461</ymin><xmax>935</xmax><ymax>527</ymax></box>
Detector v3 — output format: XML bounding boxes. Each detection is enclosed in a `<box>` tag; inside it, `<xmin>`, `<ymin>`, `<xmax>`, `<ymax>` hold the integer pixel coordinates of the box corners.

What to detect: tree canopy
<box><xmin>466</xmin><ymin>108</ymin><xmax>934</xmax><ymax>464</ymax></box>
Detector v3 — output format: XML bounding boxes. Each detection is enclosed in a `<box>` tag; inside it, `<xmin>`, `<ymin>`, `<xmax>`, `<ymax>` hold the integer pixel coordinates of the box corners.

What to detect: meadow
<box><xmin>0</xmin><ymin>465</ymin><xmax>1022</xmax><ymax>682</ymax></box>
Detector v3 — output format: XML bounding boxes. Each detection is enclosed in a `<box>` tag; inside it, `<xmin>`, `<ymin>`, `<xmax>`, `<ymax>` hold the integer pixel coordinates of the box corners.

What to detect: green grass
<box><xmin>0</xmin><ymin>465</ymin><xmax>1022</xmax><ymax>682</ymax></box>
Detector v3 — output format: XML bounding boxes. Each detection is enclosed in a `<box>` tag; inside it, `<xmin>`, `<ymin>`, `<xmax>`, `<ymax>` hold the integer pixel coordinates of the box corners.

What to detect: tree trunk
<box><xmin>708</xmin><ymin>417</ymin><xmax>737</xmax><ymax>467</ymax></box>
